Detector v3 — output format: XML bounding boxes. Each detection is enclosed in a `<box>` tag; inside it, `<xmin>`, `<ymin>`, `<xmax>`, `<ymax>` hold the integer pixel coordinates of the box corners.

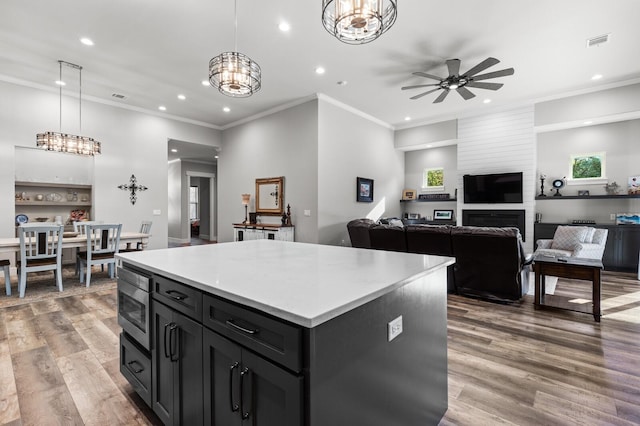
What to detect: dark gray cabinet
<box><xmin>152</xmin><ymin>299</ymin><xmax>203</xmax><ymax>426</ymax></box>
<box><xmin>534</xmin><ymin>223</ymin><xmax>640</xmax><ymax>272</ymax></box>
<box><xmin>203</xmin><ymin>328</ymin><xmax>302</xmax><ymax>426</ymax></box>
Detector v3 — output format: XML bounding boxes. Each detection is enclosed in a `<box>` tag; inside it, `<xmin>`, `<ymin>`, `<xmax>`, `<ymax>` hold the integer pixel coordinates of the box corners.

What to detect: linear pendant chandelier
<box><xmin>322</xmin><ymin>0</ymin><xmax>398</xmax><ymax>44</ymax></box>
<box><xmin>36</xmin><ymin>60</ymin><xmax>101</xmax><ymax>156</ymax></box>
<box><xmin>209</xmin><ymin>0</ymin><xmax>261</xmax><ymax>97</ymax></box>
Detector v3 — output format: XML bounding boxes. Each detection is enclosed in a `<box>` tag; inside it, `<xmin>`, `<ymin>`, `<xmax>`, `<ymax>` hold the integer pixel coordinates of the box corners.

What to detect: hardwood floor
<box><xmin>0</xmin><ymin>271</ymin><xmax>638</xmax><ymax>425</ymax></box>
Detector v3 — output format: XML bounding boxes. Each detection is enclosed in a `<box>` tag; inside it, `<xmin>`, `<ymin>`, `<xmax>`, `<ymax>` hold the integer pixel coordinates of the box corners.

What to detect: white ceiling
<box><xmin>1</xmin><ymin>0</ymin><xmax>639</xmax><ymax>134</ymax></box>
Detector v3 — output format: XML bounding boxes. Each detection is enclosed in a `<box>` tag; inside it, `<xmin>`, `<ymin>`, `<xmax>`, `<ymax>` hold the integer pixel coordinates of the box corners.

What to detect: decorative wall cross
<box><xmin>118</xmin><ymin>174</ymin><xmax>148</xmax><ymax>205</ymax></box>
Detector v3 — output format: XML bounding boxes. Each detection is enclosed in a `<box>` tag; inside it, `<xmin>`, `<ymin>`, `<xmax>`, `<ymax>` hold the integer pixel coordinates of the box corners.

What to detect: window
<box><xmin>568</xmin><ymin>152</ymin><xmax>607</xmax><ymax>185</ymax></box>
<box><xmin>422</xmin><ymin>167</ymin><xmax>444</xmax><ymax>190</ymax></box>
<box><xmin>189</xmin><ymin>186</ymin><xmax>199</xmax><ymax>220</ymax></box>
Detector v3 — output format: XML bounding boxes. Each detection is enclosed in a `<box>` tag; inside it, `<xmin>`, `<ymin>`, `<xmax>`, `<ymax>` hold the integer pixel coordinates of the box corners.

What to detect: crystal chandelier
<box><xmin>322</xmin><ymin>0</ymin><xmax>398</xmax><ymax>44</ymax></box>
<box><xmin>36</xmin><ymin>60</ymin><xmax>101</xmax><ymax>156</ymax></box>
<box><xmin>209</xmin><ymin>0</ymin><xmax>261</xmax><ymax>97</ymax></box>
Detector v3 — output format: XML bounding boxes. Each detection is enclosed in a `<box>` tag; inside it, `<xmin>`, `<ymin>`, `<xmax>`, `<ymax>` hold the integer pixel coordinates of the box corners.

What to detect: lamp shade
<box><xmin>322</xmin><ymin>0</ymin><xmax>397</xmax><ymax>44</ymax></box>
<box><xmin>241</xmin><ymin>193</ymin><xmax>251</xmax><ymax>205</ymax></box>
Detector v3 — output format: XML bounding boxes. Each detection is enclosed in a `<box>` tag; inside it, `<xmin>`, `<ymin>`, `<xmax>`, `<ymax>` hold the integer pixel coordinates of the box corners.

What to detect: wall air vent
<box><xmin>586</xmin><ymin>33</ymin><xmax>610</xmax><ymax>48</ymax></box>
<box><xmin>111</xmin><ymin>93</ymin><xmax>127</xmax><ymax>99</ymax></box>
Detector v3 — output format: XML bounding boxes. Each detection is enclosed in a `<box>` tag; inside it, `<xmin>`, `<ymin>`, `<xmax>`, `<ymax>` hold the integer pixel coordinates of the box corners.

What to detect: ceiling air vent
<box><xmin>586</xmin><ymin>33</ymin><xmax>610</xmax><ymax>48</ymax></box>
<box><xmin>111</xmin><ymin>93</ymin><xmax>127</xmax><ymax>100</ymax></box>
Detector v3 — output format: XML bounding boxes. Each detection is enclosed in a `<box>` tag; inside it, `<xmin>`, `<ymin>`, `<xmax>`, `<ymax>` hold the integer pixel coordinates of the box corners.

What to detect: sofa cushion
<box><xmin>551</xmin><ymin>226</ymin><xmax>589</xmax><ymax>251</ymax></box>
<box><xmin>583</xmin><ymin>227</ymin><xmax>596</xmax><ymax>243</ymax></box>
<box><xmin>405</xmin><ymin>225</ymin><xmax>453</xmax><ymax>256</ymax></box>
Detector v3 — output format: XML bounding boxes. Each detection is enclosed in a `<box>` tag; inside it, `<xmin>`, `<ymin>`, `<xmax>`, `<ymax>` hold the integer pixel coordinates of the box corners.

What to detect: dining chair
<box><xmin>73</xmin><ymin>220</ymin><xmax>100</xmax><ymax>274</ymax></box>
<box><xmin>1</xmin><ymin>259</ymin><xmax>11</xmax><ymax>296</ymax></box>
<box><xmin>78</xmin><ymin>223</ymin><xmax>122</xmax><ymax>287</ymax></box>
<box><xmin>119</xmin><ymin>220</ymin><xmax>152</xmax><ymax>252</ymax></box>
<box><xmin>17</xmin><ymin>224</ymin><xmax>64</xmax><ymax>298</ymax></box>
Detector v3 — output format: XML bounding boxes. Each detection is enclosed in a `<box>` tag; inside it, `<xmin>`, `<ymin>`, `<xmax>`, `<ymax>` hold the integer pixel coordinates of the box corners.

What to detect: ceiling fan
<box><xmin>401</xmin><ymin>57</ymin><xmax>514</xmax><ymax>103</ymax></box>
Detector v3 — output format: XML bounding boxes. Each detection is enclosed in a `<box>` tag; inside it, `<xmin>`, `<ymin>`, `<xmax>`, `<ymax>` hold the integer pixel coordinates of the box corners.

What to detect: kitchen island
<box><xmin>116</xmin><ymin>240</ymin><xmax>453</xmax><ymax>425</ymax></box>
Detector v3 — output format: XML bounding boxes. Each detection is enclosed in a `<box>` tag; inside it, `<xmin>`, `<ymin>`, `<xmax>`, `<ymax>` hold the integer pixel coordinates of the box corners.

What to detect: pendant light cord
<box><xmin>234</xmin><ymin>0</ymin><xmax>238</xmax><ymax>52</ymax></box>
<box><xmin>59</xmin><ymin>61</ymin><xmax>63</xmax><ymax>132</ymax></box>
<box><xmin>79</xmin><ymin>65</ymin><xmax>82</xmax><ymax>134</ymax></box>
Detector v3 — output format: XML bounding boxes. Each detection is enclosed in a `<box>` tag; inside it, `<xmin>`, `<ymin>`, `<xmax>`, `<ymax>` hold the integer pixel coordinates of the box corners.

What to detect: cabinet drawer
<box><xmin>120</xmin><ymin>332</ymin><xmax>152</xmax><ymax>406</ymax></box>
<box><xmin>203</xmin><ymin>295</ymin><xmax>302</xmax><ymax>372</ymax></box>
<box><xmin>153</xmin><ymin>275</ymin><xmax>202</xmax><ymax>321</ymax></box>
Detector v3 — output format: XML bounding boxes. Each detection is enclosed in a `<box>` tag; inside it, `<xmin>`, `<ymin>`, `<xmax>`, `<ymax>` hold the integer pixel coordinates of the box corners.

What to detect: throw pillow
<box><xmin>551</xmin><ymin>226</ymin><xmax>588</xmax><ymax>251</ymax></box>
<box><xmin>583</xmin><ymin>227</ymin><xmax>596</xmax><ymax>244</ymax></box>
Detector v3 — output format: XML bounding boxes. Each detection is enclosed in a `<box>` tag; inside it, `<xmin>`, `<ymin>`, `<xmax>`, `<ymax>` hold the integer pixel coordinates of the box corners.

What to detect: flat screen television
<box><xmin>463</xmin><ymin>172</ymin><xmax>523</xmax><ymax>204</ymax></box>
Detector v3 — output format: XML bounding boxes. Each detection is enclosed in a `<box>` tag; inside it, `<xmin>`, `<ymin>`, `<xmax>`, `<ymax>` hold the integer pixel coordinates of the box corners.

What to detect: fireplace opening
<box><xmin>462</xmin><ymin>209</ymin><xmax>526</xmax><ymax>241</ymax></box>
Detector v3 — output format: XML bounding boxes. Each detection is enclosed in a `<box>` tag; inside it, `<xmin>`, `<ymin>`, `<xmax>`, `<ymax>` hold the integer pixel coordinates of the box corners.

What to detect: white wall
<box><xmin>0</xmin><ymin>80</ymin><xmax>221</xmax><ymax>250</ymax></box>
<box><xmin>318</xmin><ymin>99</ymin><xmax>402</xmax><ymax>246</ymax></box>
<box><xmin>218</xmin><ymin>100</ymin><xmax>319</xmax><ymax>243</ymax></box>
<box><xmin>457</xmin><ymin>106</ymin><xmax>537</xmax><ymax>252</ymax></box>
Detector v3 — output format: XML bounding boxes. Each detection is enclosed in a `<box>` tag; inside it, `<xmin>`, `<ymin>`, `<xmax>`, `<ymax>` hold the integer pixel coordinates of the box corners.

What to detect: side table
<box><xmin>533</xmin><ymin>254</ymin><xmax>604</xmax><ymax>322</ymax></box>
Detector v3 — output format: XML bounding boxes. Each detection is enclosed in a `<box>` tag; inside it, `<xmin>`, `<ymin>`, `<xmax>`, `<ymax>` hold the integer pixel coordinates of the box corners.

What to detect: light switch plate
<box><xmin>388</xmin><ymin>316</ymin><xmax>403</xmax><ymax>342</ymax></box>
<box><xmin>304</xmin><ymin>210</ymin><xmax>311</xmax><ymax>217</ymax></box>
<box><xmin>153</xmin><ymin>209</ymin><xmax>161</xmax><ymax>215</ymax></box>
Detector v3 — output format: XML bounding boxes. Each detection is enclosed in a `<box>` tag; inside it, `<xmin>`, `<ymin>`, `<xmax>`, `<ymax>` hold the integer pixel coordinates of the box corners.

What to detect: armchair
<box><xmin>535</xmin><ymin>226</ymin><xmax>608</xmax><ymax>260</ymax></box>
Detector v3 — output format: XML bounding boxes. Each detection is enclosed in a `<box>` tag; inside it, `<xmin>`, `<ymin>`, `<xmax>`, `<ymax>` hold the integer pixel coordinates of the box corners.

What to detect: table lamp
<box><xmin>241</xmin><ymin>194</ymin><xmax>251</xmax><ymax>223</ymax></box>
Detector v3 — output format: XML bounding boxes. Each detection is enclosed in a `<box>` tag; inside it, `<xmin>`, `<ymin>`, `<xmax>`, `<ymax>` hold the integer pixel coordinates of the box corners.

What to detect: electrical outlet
<box><xmin>153</xmin><ymin>209</ymin><xmax>161</xmax><ymax>215</ymax></box>
<box><xmin>304</xmin><ymin>210</ymin><xmax>311</xmax><ymax>217</ymax></box>
<box><xmin>610</xmin><ymin>213</ymin><xmax>616</xmax><ymax>220</ymax></box>
<box><xmin>388</xmin><ymin>316</ymin><xmax>403</xmax><ymax>342</ymax></box>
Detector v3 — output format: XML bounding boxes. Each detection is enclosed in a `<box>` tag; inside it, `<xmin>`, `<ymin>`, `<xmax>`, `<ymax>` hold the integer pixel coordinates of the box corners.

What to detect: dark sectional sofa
<box><xmin>347</xmin><ymin>219</ymin><xmax>532</xmax><ymax>302</ymax></box>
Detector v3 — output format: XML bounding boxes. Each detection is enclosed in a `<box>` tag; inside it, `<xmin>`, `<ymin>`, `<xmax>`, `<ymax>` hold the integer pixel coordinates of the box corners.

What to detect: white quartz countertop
<box><xmin>117</xmin><ymin>240</ymin><xmax>454</xmax><ymax>328</ymax></box>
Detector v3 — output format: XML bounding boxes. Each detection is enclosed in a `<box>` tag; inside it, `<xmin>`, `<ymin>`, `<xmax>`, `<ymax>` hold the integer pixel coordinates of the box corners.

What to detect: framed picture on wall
<box><xmin>356</xmin><ymin>177</ymin><xmax>374</xmax><ymax>203</ymax></box>
<box><xmin>402</xmin><ymin>189</ymin><xmax>417</xmax><ymax>200</ymax></box>
<box><xmin>433</xmin><ymin>209</ymin><xmax>454</xmax><ymax>220</ymax></box>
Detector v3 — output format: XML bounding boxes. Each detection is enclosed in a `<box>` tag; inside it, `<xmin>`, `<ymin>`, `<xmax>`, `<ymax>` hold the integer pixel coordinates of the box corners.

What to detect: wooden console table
<box><xmin>533</xmin><ymin>254</ymin><xmax>604</xmax><ymax>322</ymax></box>
<box><xmin>232</xmin><ymin>223</ymin><xmax>294</xmax><ymax>242</ymax></box>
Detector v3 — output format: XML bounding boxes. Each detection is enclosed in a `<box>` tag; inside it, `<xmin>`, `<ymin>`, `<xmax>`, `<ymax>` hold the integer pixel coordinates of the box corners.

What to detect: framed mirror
<box><xmin>255</xmin><ymin>176</ymin><xmax>284</xmax><ymax>215</ymax></box>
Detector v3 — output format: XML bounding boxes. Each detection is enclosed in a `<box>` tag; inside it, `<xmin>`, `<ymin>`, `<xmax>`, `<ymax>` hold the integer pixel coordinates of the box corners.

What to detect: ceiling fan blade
<box><xmin>456</xmin><ymin>86</ymin><xmax>476</xmax><ymax>100</ymax></box>
<box><xmin>446</xmin><ymin>59</ymin><xmax>461</xmax><ymax>77</ymax></box>
<box><xmin>401</xmin><ymin>84</ymin><xmax>439</xmax><ymax>90</ymax></box>
<box><xmin>472</xmin><ymin>68</ymin><xmax>515</xmax><ymax>81</ymax></box>
<box><xmin>463</xmin><ymin>57</ymin><xmax>500</xmax><ymax>77</ymax></box>
<box><xmin>410</xmin><ymin>88</ymin><xmax>442</xmax><ymax>100</ymax></box>
<box><xmin>465</xmin><ymin>81</ymin><xmax>504</xmax><ymax>90</ymax></box>
<box><xmin>433</xmin><ymin>90</ymin><xmax>450</xmax><ymax>103</ymax></box>
<box><xmin>412</xmin><ymin>71</ymin><xmax>443</xmax><ymax>81</ymax></box>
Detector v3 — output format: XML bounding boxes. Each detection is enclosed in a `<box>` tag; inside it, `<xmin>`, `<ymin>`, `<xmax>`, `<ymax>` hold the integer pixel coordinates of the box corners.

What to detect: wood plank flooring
<box><xmin>0</xmin><ymin>270</ymin><xmax>638</xmax><ymax>425</ymax></box>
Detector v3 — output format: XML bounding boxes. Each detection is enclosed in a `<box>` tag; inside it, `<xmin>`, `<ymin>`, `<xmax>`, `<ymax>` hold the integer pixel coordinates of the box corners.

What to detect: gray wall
<box><xmin>318</xmin><ymin>99</ymin><xmax>402</xmax><ymax>246</ymax></box>
<box><xmin>0</xmin><ymin>80</ymin><xmax>221</xmax><ymax>251</ymax></box>
<box><xmin>536</xmin><ymin>119</ymin><xmax>640</xmax><ymax>224</ymax></box>
<box><xmin>403</xmin><ymin>145</ymin><xmax>458</xmax><ymax>219</ymax></box>
<box><xmin>218</xmin><ymin>100</ymin><xmax>319</xmax><ymax>243</ymax></box>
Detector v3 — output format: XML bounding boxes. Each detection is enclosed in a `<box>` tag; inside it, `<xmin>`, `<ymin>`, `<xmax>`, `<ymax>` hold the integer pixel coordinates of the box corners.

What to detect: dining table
<box><xmin>0</xmin><ymin>232</ymin><xmax>151</xmax><ymax>254</ymax></box>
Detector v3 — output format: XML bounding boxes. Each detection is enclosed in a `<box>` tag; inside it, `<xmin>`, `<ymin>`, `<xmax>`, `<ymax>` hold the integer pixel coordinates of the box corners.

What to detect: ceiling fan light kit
<box><xmin>322</xmin><ymin>0</ymin><xmax>397</xmax><ymax>44</ymax></box>
<box><xmin>209</xmin><ymin>0</ymin><xmax>261</xmax><ymax>97</ymax></box>
<box><xmin>402</xmin><ymin>57</ymin><xmax>515</xmax><ymax>103</ymax></box>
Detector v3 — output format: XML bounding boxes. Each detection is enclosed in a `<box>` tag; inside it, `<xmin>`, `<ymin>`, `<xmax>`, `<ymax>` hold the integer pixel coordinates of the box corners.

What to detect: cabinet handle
<box><xmin>165</xmin><ymin>289</ymin><xmax>188</xmax><ymax>301</ymax></box>
<box><xmin>226</xmin><ymin>319</ymin><xmax>259</xmax><ymax>335</ymax></box>
<box><xmin>127</xmin><ymin>360</ymin><xmax>144</xmax><ymax>374</ymax></box>
<box><xmin>240</xmin><ymin>367</ymin><xmax>251</xmax><ymax>420</ymax></box>
<box><xmin>163</xmin><ymin>323</ymin><xmax>171</xmax><ymax>358</ymax></box>
<box><xmin>229</xmin><ymin>362</ymin><xmax>239</xmax><ymax>412</ymax></box>
<box><xmin>169</xmin><ymin>324</ymin><xmax>179</xmax><ymax>362</ymax></box>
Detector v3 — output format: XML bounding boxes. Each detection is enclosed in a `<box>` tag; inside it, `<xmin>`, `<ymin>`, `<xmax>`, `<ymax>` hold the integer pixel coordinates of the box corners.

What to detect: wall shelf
<box><xmin>400</xmin><ymin>198</ymin><xmax>457</xmax><ymax>203</ymax></box>
<box><xmin>15</xmin><ymin>181</ymin><xmax>91</xmax><ymax>189</ymax></box>
<box><xmin>535</xmin><ymin>194</ymin><xmax>640</xmax><ymax>200</ymax></box>
<box><xmin>15</xmin><ymin>201</ymin><xmax>92</xmax><ymax>207</ymax></box>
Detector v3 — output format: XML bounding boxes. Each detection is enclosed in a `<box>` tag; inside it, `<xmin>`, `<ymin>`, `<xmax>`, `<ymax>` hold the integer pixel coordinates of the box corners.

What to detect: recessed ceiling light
<box><xmin>171</xmin><ymin>148</ymin><xmax>178</xmax><ymax>153</ymax></box>
<box><xmin>214</xmin><ymin>155</ymin><xmax>219</xmax><ymax>159</ymax></box>
<box><xmin>426</xmin><ymin>144</ymin><xmax>433</xmax><ymax>148</ymax></box>
<box><xmin>278</xmin><ymin>22</ymin><xmax>290</xmax><ymax>32</ymax></box>
<box><xmin>404</xmin><ymin>117</ymin><xmax>411</xmax><ymax>121</ymax></box>
<box><xmin>158</xmin><ymin>106</ymin><xmax>166</xmax><ymax>111</ymax></box>
<box><xmin>201</xmin><ymin>80</ymin><xmax>211</xmax><ymax>86</ymax></box>
<box><xmin>80</xmin><ymin>37</ymin><xmax>94</xmax><ymax>46</ymax></box>
<box><xmin>315</xmin><ymin>67</ymin><xmax>326</xmax><ymax>75</ymax></box>
<box><xmin>177</xmin><ymin>94</ymin><xmax>186</xmax><ymax>100</ymax></box>
<box><xmin>591</xmin><ymin>74</ymin><xmax>603</xmax><ymax>80</ymax></box>
<box><xmin>483</xmin><ymin>99</ymin><xmax>492</xmax><ymax>104</ymax></box>
<box><xmin>55</xmin><ymin>80</ymin><xmax>66</xmax><ymax>86</ymax></box>
<box><xmin>223</xmin><ymin>107</ymin><xmax>231</xmax><ymax>112</ymax></box>
<box><xmin>583</xmin><ymin>120</ymin><xmax>593</xmax><ymax>125</ymax></box>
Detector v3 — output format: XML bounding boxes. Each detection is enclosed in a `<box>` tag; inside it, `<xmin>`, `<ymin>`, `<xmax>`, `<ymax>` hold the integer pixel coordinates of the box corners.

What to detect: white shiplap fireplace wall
<box><xmin>457</xmin><ymin>105</ymin><xmax>536</xmax><ymax>252</ymax></box>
